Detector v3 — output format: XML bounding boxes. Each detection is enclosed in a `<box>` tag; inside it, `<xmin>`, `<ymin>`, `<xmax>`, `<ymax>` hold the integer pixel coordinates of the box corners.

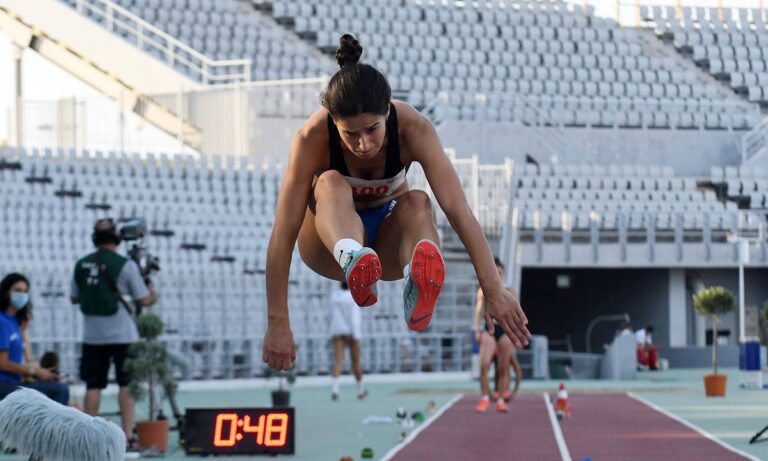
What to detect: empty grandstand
<box><xmin>2</xmin><ymin>1</ymin><xmax>768</xmax><ymax>459</ymax></box>
<box><xmin>0</xmin><ymin>0</ymin><xmax>766</xmax><ymax>405</ymax></box>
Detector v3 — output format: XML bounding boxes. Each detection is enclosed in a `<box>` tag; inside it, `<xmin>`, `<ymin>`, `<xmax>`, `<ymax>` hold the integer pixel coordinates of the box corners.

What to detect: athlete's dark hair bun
<box><xmin>335</xmin><ymin>34</ymin><xmax>363</xmax><ymax>68</ymax></box>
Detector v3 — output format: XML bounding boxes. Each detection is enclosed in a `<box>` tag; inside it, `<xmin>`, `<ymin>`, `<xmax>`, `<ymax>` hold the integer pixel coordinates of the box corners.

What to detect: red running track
<box><xmin>389</xmin><ymin>394</ymin><xmax>562</xmax><ymax>461</ymax></box>
<box><xmin>559</xmin><ymin>393</ymin><xmax>749</xmax><ymax>461</ymax></box>
<box><xmin>389</xmin><ymin>393</ymin><xmax>750</xmax><ymax>461</ymax></box>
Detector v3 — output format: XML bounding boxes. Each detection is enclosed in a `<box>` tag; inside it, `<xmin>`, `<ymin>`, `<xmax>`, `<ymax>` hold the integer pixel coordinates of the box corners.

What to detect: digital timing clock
<box><xmin>183</xmin><ymin>408</ymin><xmax>295</xmax><ymax>455</ymax></box>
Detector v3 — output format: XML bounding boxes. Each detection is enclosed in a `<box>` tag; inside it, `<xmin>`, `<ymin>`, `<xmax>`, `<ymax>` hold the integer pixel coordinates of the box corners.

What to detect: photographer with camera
<box><xmin>70</xmin><ymin>218</ymin><xmax>158</xmax><ymax>445</ymax></box>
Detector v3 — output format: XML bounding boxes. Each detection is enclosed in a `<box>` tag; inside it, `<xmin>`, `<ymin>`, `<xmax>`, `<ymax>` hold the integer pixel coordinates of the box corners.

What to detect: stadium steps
<box><xmin>239</xmin><ymin>0</ymin><xmax>337</xmax><ymax>73</ymax></box>
<box><xmin>636</xmin><ymin>27</ymin><xmax>743</xmax><ymax>104</ymax></box>
<box><xmin>641</xmin><ymin>24</ymin><xmax>764</xmax><ymax>113</ymax></box>
<box><xmin>0</xmin><ymin>0</ymin><xmax>203</xmax><ymax>150</ymax></box>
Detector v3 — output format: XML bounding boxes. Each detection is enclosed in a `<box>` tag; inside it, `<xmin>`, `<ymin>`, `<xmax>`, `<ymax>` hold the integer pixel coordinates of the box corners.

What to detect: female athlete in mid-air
<box><xmin>263</xmin><ymin>35</ymin><xmax>530</xmax><ymax>371</ymax></box>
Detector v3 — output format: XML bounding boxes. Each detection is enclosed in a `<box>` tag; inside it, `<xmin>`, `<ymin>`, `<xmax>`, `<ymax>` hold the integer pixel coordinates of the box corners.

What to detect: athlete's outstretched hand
<box><xmin>484</xmin><ymin>288</ymin><xmax>530</xmax><ymax>349</ymax></box>
<box><xmin>262</xmin><ymin>323</ymin><xmax>296</xmax><ymax>371</ymax></box>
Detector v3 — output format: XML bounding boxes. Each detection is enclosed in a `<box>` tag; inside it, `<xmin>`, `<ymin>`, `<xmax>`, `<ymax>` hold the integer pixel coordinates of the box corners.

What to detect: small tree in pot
<box><xmin>263</xmin><ymin>368</ymin><xmax>296</xmax><ymax>407</ymax></box>
<box><xmin>693</xmin><ymin>286</ymin><xmax>735</xmax><ymax>397</ymax></box>
<box><xmin>123</xmin><ymin>312</ymin><xmax>177</xmax><ymax>453</ymax></box>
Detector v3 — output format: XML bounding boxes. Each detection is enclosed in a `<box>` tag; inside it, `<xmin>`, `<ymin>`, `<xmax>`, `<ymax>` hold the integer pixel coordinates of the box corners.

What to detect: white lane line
<box><xmin>379</xmin><ymin>393</ymin><xmax>463</xmax><ymax>461</ymax></box>
<box><xmin>543</xmin><ymin>393</ymin><xmax>573</xmax><ymax>461</ymax></box>
<box><xmin>627</xmin><ymin>392</ymin><xmax>761</xmax><ymax>461</ymax></box>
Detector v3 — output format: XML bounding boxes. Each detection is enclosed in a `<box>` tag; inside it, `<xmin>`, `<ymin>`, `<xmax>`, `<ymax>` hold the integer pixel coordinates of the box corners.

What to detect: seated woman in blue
<box><xmin>0</xmin><ymin>273</ymin><xmax>69</xmax><ymax>405</ymax></box>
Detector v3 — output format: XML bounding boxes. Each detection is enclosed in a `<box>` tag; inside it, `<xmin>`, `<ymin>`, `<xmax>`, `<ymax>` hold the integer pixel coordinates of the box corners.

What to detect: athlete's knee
<box><xmin>315</xmin><ymin>170</ymin><xmax>351</xmax><ymax>197</ymax></box>
<box><xmin>398</xmin><ymin>190</ymin><xmax>432</xmax><ymax>213</ymax></box>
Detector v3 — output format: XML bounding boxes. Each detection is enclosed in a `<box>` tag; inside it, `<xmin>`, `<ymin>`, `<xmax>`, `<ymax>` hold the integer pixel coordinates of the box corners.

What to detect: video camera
<box><xmin>118</xmin><ymin>218</ymin><xmax>160</xmax><ymax>280</ymax></box>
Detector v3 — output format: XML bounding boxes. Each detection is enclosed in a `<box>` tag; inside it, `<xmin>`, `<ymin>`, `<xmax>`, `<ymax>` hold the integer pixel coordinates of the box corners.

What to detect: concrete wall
<box><xmin>520</xmin><ymin>268</ymin><xmax>670</xmax><ymax>353</ymax></box>
<box><xmin>438</xmin><ymin>122</ymin><xmax>743</xmax><ymax>176</ymax></box>
<box><xmin>665</xmin><ymin>345</ymin><xmax>739</xmax><ymax>368</ymax></box>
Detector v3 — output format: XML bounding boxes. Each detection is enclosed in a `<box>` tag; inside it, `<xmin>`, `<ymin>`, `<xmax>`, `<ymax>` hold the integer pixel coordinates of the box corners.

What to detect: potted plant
<box><xmin>693</xmin><ymin>286</ymin><xmax>735</xmax><ymax>397</ymax></box>
<box><xmin>263</xmin><ymin>368</ymin><xmax>296</xmax><ymax>407</ymax></box>
<box><xmin>123</xmin><ymin>312</ymin><xmax>177</xmax><ymax>453</ymax></box>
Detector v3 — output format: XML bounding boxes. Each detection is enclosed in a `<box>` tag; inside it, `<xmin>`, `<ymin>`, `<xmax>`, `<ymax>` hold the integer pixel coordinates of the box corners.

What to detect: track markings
<box><xmin>627</xmin><ymin>392</ymin><xmax>761</xmax><ymax>461</ymax></box>
<box><xmin>543</xmin><ymin>393</ymin><xmax>572</xmax><ymax>461</ymax></box>
<box><xmin>379</xmin><ymin>393</ymin><xmax>464</xmax><ymax>461</ymax></box>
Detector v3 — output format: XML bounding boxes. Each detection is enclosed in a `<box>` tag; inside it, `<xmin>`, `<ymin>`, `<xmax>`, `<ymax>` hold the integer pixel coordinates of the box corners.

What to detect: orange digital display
<box><xmin>184</xmin><ymin>408</ymin><xmax>295</xmax><ymax>455</ymax></box>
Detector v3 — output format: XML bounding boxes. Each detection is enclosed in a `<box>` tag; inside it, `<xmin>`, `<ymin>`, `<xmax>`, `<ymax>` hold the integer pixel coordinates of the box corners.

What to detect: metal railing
<box><xmin>518</xmin><ymin>208</ymin><xmax>768</xmax><ymax>265</ymax></box>
<box><xmin>588</xmin><ymin>1</ymin><xmax>768</xmax><ymax>28</ymax></box>
<box><xmin>21</xmin><ymin>269</ymin><xmax>480</xmax><ymax>380</ymax></box>
<box><xmin>67</xmin><ymin>0</ymin><xmax>251</xmax><ymax>84</ymax></box>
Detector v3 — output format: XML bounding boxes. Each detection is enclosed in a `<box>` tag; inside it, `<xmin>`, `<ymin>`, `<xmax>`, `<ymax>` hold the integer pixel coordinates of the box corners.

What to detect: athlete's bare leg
<box><xmin>374</xmin><ymin>190</ymin><xmax>440</xmax><ymax>280</ymax></box>
<box><xmin>297</xmin><ymin>171</ymin><xmax>365</xmax><ymax>280</ymax></box>
<box><xmin>314</xmin><ymin>170</ymin><xmax>365</xmax><ymax>249</ymax></box>
<box><xmin>349</xmin><ymin>338</ymin><xmax>363</xmax><ymax>382</ymax></box>
<box><xmin>331</xmin><ymin>336</ymin><xmax>346</xmax><ymax>378</ymax></box>
<box><xmin>478</xmin><ymin>333</ymin><xmax>497</xmax><ymax>398</ymax></box>
<box><xmin>496</xmin><ymin>335</ymin><xmax>514</xmax><ymax>395</ymax></box>
<box><xmin>509</xmin><ymin>348</ymin><xmax>522</xmax><ymax>397</ymax></box>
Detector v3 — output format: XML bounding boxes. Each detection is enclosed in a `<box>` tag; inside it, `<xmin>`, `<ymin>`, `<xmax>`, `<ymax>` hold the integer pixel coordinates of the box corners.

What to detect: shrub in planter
<box><xmin>693</xmin><ymin>287</ymin><xmax>735</xmax><ymax>397</ymax></box>
<box><xmin>123</xmin><ymin>312</ymin><xmax>177</xmax><ymax>452</ymax></box>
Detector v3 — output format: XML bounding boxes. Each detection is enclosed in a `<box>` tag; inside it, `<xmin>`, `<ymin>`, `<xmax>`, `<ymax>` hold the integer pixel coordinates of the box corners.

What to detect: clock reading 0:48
<box><xmin>213</xmin><ymin>412</ymin><xmax>289</xmax><ymax>447</ymax></box>
<box><xmin>182</xmin><ymin>408</ymin><xmax>295</xmax><ymax>455</ymax></box>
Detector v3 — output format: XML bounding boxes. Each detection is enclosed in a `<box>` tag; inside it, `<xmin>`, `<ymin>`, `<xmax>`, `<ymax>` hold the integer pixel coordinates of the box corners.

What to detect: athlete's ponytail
<box><xmin>322</xmin><ymin>34</ymin><xmax>391</xmax><ymax>118</ymax></box>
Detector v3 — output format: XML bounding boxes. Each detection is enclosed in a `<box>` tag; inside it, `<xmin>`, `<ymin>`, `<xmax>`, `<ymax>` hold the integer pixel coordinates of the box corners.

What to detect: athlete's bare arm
<box><xmin>263</xmin><ymin>110</ymin><xmax>328</xmax><ymax>370</ymax></box>
<box><xmin>397</xmin><ymin>103</ymin><xmax>530</xmax><ymax>348</ymax></box>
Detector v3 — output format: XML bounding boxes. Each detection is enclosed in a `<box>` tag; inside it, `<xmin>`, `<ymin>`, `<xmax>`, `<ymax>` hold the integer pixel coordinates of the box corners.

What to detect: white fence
<box><xmin>68</xmin><ymin>0</ymin><xmax>251</xmax><ymax>84</ymax></box>
<box><xmin>6</xmin><ymin>97</ymin><xmax>196</xmax><ymax>156</ymax></box>
<box><xmin>4</xmin><ymin>78</ymin><xmax>328</xmax><ymax>157</ymax></box>
<box><xmin>148</xmin><ymin>78</ymin><xmax>327</xmax><ymax>157</ymax></box>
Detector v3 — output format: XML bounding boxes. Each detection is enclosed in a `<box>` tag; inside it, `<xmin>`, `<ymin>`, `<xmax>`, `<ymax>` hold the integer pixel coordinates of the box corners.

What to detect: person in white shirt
<box><xmin>634</xmin><ymin>325</ymin><xmax>659</xmax><ymax>370</ymax></box>
<box><xmin>328</xmin><ymin>281</ymin><xmax>366</xmax><ymax>400</ymax></box>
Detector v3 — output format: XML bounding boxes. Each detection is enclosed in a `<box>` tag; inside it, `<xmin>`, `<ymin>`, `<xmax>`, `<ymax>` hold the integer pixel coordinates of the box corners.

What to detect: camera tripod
<box><xmin>750</xmin><ymin>424</ymin><xmax>768</xmax><ymax>444</ymax></box>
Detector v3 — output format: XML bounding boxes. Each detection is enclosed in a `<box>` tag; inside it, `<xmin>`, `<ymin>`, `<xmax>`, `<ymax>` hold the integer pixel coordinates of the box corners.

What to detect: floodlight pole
<box><xmin>13</xmin><ymin>45</ymin><xmax>23</xmax><ymax>146</ymax></box>
<box><xmin>738</xmin><ymin>240</ymin><xmax>746</xmax><ymax>343</ymax></box>
<box><xmin>728</xmin><ymin>215</ymin><xmax>748</xmax><ymax>344</ymax></box>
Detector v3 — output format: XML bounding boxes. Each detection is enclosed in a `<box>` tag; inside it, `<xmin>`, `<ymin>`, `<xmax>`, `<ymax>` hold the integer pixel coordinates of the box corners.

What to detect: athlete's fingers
<box><xmin>511</xmin><ymin>316</ymin><xmax>530</xmax><ymax>346</ymax></box>
<box><xmin>508</xmin><ymin>308</ymin><xmax>530</xmax><ymax>346</ymax></box>
<box><xmin>512</xmin><ymin>296</ymin><xmax>529</xmax><ymax>325</ymax></box>
<box><xmin>514</xmin><ymin>304</ymin><xmax>532</xmax><ymax>340</ymax></box>
<box><xmin>499</xmin><ymin>314</ymin><xmax>524</xmax><ymax>349</ymax></box>
<box><xmin>485</xmin><ymin>313</ymin><xmax>494</xmax><ymax>334</ymax></box>
<box><xmin>265</xmin><ymin>350</ymin><xmax>287</xmax><ymax>371</ymax></box>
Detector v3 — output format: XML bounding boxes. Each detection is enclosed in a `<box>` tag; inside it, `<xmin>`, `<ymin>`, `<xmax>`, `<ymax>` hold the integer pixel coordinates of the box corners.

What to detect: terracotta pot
<box><xmin>136</xmin><ymin>419</ymin><xmax>169</xmax><ymax>453</ymax></box>
<box><xmin>704</xmin><ymin>374</ymin><xmax>727</xmax><ymax>397</ymax></box>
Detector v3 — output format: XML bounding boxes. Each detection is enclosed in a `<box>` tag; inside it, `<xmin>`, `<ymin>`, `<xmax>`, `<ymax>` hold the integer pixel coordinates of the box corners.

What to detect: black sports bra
<box><xmin>325</xmin><ymin>105</ymin><xmax>409</xmax><ymax>199</ymax></box>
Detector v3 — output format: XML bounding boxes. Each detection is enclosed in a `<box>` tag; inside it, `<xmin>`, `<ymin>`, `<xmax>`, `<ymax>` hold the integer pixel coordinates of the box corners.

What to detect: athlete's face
<box><xmin>334</xmin><ymin>111</ymin><xmax>388</xmax><ymax>160</ymax></box>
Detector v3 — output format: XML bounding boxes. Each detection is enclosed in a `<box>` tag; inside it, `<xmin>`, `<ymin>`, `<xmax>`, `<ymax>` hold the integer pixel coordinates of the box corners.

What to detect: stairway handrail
<box><xmin>71</xmin><ymin>0</ymin><xmax>251</xmax><ymax>85</ymax></box>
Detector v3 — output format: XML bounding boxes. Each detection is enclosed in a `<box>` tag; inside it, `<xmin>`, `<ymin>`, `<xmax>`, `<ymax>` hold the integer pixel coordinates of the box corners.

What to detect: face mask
<box><xmin>9</xmin><ymin>292</ymin><xmax>29</xmax><ymax>310</ymax></box>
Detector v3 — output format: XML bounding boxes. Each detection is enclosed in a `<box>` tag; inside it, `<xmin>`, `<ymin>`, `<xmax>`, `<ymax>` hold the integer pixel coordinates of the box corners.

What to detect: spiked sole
<box><xmin>406</xmin><ymin>240</ymin><xmax>445</xmax><ymax>331</ymax></box>
<box><xmin>346</xmin><ymin>251</ymin><xmax>382</xmax><ymax>307</ymax></box>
